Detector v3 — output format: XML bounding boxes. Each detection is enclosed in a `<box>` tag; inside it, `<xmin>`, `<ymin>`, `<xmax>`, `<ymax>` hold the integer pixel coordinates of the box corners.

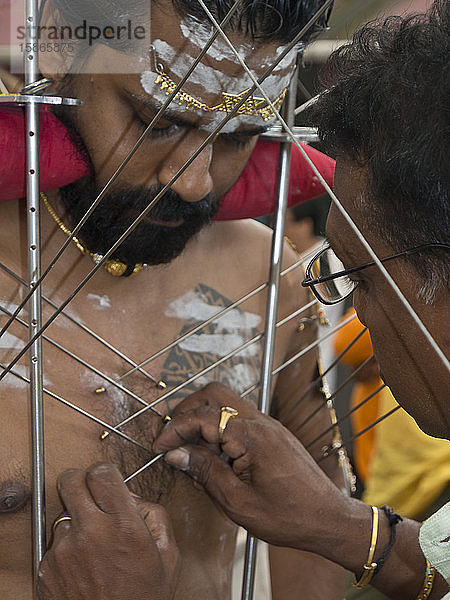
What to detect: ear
<box><xmin>38</xmin><ymin>1</ymin><xmax>76</xmax><ymax>80</ymax></box>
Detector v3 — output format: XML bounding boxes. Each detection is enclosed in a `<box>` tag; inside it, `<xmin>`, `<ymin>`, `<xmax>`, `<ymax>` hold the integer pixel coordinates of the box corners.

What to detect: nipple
<box><xmin>0</xmin><ymin>481</ymin><xmax>31</xmax><ymax>514</ymax></box>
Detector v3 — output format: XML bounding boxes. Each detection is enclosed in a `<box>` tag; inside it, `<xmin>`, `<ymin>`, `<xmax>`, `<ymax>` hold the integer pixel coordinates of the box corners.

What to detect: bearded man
<box><xmin>0</xmin><ymin>1</ymin><xmax>347</xmax><ymax>599</ymax></box>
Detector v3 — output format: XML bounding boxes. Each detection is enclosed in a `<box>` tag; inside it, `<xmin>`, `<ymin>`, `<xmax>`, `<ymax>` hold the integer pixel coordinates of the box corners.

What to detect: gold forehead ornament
<box><xmin>149</xmin><ymin>46</ymin><xmax>287</xmax><ymax>122</ymax></box>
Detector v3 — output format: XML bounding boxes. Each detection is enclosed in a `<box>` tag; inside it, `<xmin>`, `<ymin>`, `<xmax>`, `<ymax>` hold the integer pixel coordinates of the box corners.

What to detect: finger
<box><xmin>171</xmin><ymin>382</ymin><xmax>255</xmax><ymax>419</ymax></box>
<box><xmin>57</xmin><ymin>469</ymin><xmax>96</xmax><ymax>523</ymax></box>
<box><xmin>140</xmin><ymin>503</ymin><xmax>180</xmax><ymax>580</ymax></box>
<box><xmin>165</xmin><ymin>444</ymin><xmax>247</xmax><ymax>512</ymax></box>
<box><xmin>155</xmin><ymin>405</ymin><xmax>247</xmax><ymax>458</ymax></box>
<box><xmin>50</xmin><ymin>513</ymin><xmax>73</xmax><ymax>547</ymax></box>
<box><xmin>85</xmin><ymin>463</ymin><xmax>135</xmax><ymax>516</ymax></box>
<box><xmin>37</xmin><ymin>555</ymin><xmax>53</xmax><ymax>598</ymax></box>
<box><xmin>155</xmin><ymin>405</ymin><xmax>220</xmax><ymax>451</ymax></box>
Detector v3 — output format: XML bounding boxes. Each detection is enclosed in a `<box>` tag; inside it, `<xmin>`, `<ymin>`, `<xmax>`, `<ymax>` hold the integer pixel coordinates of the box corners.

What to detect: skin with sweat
<box><xmin>0</xmin><ymin>2</ymin><xmax>345</xmax><ymax>599</ymax></box>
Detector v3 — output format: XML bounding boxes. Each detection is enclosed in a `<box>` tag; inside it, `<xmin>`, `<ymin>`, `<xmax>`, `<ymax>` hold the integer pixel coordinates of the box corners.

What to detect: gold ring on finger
<box><xmin>218</xmin><ymin>406</ymin><xmax>239</xmax><ymax>445</ymax></box>
<box><xmin>52</xmin><ymin>515</ymin><xmax>72</xmax><ymax>533</ymax></box>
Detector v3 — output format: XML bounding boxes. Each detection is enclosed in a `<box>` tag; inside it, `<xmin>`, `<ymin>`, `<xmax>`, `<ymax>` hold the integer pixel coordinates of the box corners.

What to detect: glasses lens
<box><xmin>310</xmin><ymin>248</ymin><xmax>356</xmax><ymax>303</ymax></box>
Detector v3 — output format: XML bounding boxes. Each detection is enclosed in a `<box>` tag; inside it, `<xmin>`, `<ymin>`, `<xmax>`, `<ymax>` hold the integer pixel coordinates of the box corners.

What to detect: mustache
<box><xmin>116</xmin><ymin>185</ymin><xmax>218</xmax><ymax>223</ymax></box>
<box><xmin>66</xmin><ymin>177</ymin><xmax>219</xmax><ymax>225</ymax></box>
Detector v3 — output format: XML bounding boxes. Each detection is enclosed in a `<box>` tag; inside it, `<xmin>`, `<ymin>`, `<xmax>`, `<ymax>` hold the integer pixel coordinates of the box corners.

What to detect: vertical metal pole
<box><xmin>240</xmin><ymin>67</ymin><xmax>299</xmax><ymax>600</ymax></box>
<box><xmin>24</xmin><ymin>0</ymin><xmax>46</xmax><ymax>592</ymax></box>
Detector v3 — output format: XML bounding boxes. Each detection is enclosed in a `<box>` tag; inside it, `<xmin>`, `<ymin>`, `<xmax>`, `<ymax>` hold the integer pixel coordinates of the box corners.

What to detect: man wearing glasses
<box><xmin>152</xmin><ymin>1</ymin><xmax>450</xmax><ymax>599</ymax></box>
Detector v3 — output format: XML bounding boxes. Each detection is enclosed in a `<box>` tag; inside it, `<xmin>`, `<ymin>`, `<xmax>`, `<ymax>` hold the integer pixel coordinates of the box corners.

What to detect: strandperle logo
<box><xmin>9</xmin><ymin>2</ymin><xmax>152</xmax><ymax>74</ymax></box>
<box><xmin>16</xmin><ymin>20</ymin><xmax>148</xmax><ymax>47</ymax></box>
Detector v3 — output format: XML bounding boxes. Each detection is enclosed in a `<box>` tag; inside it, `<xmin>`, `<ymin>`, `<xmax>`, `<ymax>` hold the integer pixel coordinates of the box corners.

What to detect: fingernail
<box><xmin>165</xmin><ymin>448</ymin><xmax>190</xmax><ymax>471</ymax></box>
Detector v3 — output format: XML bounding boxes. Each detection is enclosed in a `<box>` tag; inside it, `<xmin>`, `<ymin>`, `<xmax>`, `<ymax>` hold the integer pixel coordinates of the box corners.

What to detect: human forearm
<box><xmin>287</xmin><ymin>495</ymin><xmax>448</xmax><ymax>600</ymax></box>
<box><xmin>269</xmin><ymin>546</ymin><xmax>346</xmax><ymax>600</ymax></box>
<box><xmin>155</xmin><ymin>384</ymin><xmax>448</xmax><ymax>600</ymax></box>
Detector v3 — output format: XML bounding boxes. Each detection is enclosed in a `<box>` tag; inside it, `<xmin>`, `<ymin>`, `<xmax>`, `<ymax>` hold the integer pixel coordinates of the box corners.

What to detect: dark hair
<box><xmin>311</xmin><ymin>0</ymin><xmax>449</xmax><ymax>303</ymax></box>
<box><xmin>44</xmin><ymin>0</ymin><xmax>332</xmax><ymax>46</ymax></box>
<box><xmin>172</xmin><ymin>0</ymin><xmax>333</xmax><ymax>43</ymax></box>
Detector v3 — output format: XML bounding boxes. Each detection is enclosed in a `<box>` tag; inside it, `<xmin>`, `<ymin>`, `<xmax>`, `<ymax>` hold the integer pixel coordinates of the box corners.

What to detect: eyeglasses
<box><xmin>301</xmin><ymin>242</ymin><xmax>450</xmax><ymax>305</ymax></box>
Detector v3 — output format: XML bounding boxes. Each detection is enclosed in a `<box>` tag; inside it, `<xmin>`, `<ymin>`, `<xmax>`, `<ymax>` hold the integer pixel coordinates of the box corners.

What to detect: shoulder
<box><xmin>208</xmin><ymin>220</ymin><xmax>310</xmax><ymax>307</ymax></box>
<box><xmin>184</xmin><ymin>219</ymin><xmax>311</xmax><ymax>314</ymax></box>
<box><xmin>206</xmin><ymin>219</ymin><xmax>301</xmax><ymax>264</ymax></box>
<box><xmin>209</xmin><ymin>219</ymin><xmax>273</xmax><ymax>250</ymax></box>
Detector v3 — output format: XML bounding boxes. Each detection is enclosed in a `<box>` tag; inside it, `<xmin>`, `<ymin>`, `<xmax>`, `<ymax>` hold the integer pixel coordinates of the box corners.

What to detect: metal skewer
<box><xmin>241</xmin><ymin>65</ymin><xmax>298</xmax><ymax>600</ymax></box>
<box><xmin>23</xmin><ymin>1</ymin><xmax>46</xmax><ymax>590</ymax></box>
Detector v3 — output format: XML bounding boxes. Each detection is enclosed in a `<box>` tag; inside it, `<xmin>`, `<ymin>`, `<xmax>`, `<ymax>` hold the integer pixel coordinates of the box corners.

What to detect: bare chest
<box><xmin>1</xmin><ymin>270</ymin><xmax>284</xmax><ymax>521</ymax></box>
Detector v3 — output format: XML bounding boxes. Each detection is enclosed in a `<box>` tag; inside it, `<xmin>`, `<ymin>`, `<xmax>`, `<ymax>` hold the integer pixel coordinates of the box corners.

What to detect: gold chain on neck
<box><xmin>41</xmin><ymin>193</ymin><xmax>146</xmax><ymax>277</ymax></box>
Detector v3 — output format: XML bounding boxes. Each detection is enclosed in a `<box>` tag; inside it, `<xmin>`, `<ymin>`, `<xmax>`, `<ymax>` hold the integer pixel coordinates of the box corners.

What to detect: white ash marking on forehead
<box><xmin>141</xmin><ymin>72</ymin><xmax>268</xmax><ymax>133</ymax></box>
<box><xmin>140</xmin><ymin>75</ymin><xmax>276</xmax><ymax>133</ymax></box>
<box><xmin>150</xmin><ymin>39</ymin><xmax>292</xmax><ymax>98</ymax></box>
<box><xmin>141</xmin><ymin>36</ymin><xmax>293</xmax><ymax>130</ymax></box>
<box><xmin>179</xmin><ymin>19</ymin><xmax>256</xmax><ymax>63</ymax></box>
<box><xmin>196</xmin><ymin>114</ymin><xmax>264</xmax><ymax>133</ymax></box>
<box><xmin>178</xmin><ymin>18</ymin><xmax>301</xmax><ymax>69</ymax></box>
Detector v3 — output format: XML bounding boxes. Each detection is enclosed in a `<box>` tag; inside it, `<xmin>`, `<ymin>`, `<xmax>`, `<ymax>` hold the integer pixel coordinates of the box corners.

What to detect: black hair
<box><xmin>172</xmin><ymin>0</ymin><xmax>333</xmax><ymax>43</ymax></box>
<box><xmin>311</xmin><ymin>0</ymin><xmax>449</xmax><ymax>303</ymax></box>
<box><xmin>44</xmin><ymin>0</ymin><xmax>332</xmax><ymax>46</ymax></box>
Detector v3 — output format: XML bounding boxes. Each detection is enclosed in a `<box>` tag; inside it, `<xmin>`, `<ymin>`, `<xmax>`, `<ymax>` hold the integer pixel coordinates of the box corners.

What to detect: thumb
<box><xmin>136</xmin><ymin>501</ymin><xmax>180</xmax><ymax>580</ymax></box>
<box><xmin>165</xmin><ymin>445</ymin><xmax>242</xmax><ymax>509</ymax></box>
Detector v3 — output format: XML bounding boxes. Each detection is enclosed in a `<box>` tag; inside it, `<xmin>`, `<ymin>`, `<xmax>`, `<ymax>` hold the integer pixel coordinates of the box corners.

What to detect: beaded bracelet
<box><xmin>416</xmin><ymin>560</ymin><xmax>436</xmax><ymax>600</ymax></box>
<box><xmin>374</xmin><ymin>505</ymin><xmax>403</xmax><ymax>576</ymax></box>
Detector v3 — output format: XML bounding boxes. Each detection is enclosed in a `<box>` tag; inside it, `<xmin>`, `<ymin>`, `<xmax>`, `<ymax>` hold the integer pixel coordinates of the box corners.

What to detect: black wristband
<box><xmin>374</xmin><ymin>505</ymin><xmax>403</xmax><ymax>576</ymax></box>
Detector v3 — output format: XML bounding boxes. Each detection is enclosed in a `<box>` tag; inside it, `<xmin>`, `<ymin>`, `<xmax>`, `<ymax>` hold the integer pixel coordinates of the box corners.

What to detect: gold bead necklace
<box><xmin>41</xmin><ymin>193</ymin><xmax>147</xmax><ymax>277</ymax></box>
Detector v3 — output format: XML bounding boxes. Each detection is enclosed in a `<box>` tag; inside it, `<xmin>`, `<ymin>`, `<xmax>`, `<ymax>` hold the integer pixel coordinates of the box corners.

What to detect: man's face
<box><xmin>41</xmin><ymin>1</ymin><xmax>296</xmax><ymax>265</ymax></box>
<box><xmin>327</xmin><ymin>159</ymin><xmax>449</xmax><ymax>439</ymax></box>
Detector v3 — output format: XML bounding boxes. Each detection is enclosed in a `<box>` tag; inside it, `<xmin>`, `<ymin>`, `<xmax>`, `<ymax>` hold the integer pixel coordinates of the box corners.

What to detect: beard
<box><xmin>52</xmin><ymin>75</ymin><xmax>219</xmax><ymax>267</ymax></box>
<box><xmin>59</xmin><ymin>178</ymin><xmax>219</xmax><ymax>266</ymax></box>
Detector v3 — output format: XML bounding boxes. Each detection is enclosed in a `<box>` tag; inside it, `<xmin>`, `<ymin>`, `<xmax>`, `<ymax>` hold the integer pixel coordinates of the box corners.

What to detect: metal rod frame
<box><xmin>7</xmin><ymin>0</ymin><xmax>445</xmax><ymax>597</ymax></box>
<box><xmin>23</xmin><ymin>0</ymin><xmax>46</xmax><ymax>591</ymax></box>
<box><xmin>10</xmin><ymin>2</ymin><xmax>366</xmax><ymax>594</ymax></box>
<box><xmin>241</xmin><ymin>66</ymin><xmax>298</xmax><ymax>600</ymax></box>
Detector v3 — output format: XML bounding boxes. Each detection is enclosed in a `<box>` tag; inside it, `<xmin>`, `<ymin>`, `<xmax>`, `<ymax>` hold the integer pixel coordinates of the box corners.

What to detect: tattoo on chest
<box><xmin>161</xmin><ymin>284</ymin><xmax>262</xmax><ymax>413</ymax></box>
<box><xmin>111</xmin><ymin>284</ymin><xmax>262</xmax><ymax>499</ymax></box>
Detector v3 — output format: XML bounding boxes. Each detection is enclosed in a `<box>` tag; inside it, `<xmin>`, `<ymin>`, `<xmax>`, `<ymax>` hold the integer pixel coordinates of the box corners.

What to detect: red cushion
<box><xmin>0</xmin><ymin>107</ymin><xmax>335</xmax><ymax>218</ymax></box>
<box><xmin>217</xmin><ymin>140</ymin><xmax>334</xmax><ymax>220</ymax></box>
<box><xmin>0</xmin><ymin>106</ymin><xmax>89</xmax><ymax>201</ymax></box>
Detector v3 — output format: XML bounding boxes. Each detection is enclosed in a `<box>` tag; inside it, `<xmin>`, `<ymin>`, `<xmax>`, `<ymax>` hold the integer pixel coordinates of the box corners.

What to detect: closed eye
<box><xmin>134</xmin><ymin>112</ymin><xmax>182</xmax><ymax>139</ymax></box>
<box><xmin>219</xmin><ymin>132</ymin><xmax>257</xmax><ymax>149</ymax></box>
